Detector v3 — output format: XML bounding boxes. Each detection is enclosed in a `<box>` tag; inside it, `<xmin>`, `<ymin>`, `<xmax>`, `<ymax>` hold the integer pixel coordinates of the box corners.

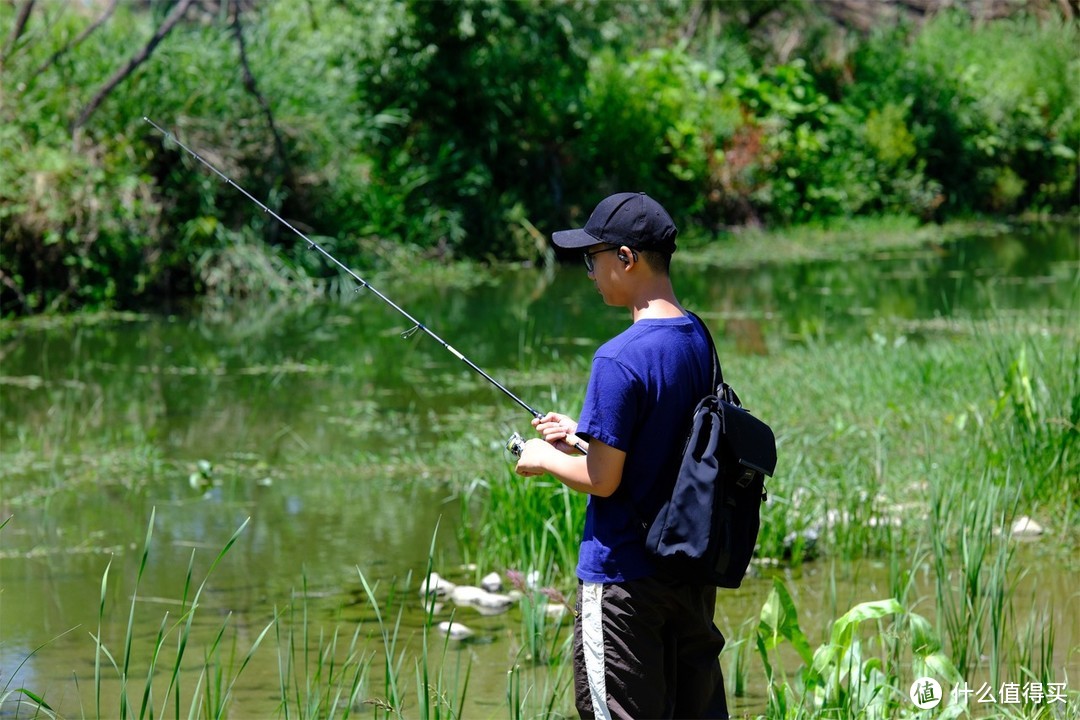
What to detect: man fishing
<box><xmin>514</xmin><ymin>192</ymin><xmax>729</xmax><ymax>719</ymax></box>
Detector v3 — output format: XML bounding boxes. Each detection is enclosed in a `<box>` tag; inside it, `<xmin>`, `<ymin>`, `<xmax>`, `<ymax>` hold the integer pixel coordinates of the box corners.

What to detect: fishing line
<box><xmin>144</xmin><ymin>117</ymin><xmax>587</xmax><ymax>455</ymax></box>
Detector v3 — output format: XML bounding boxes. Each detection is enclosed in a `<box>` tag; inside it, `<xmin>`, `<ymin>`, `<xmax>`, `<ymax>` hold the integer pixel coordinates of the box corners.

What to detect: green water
<box><xmin>1</xmin><ymin>222</ymin><xmax>1077</xmax><ymax>717</ymax></box>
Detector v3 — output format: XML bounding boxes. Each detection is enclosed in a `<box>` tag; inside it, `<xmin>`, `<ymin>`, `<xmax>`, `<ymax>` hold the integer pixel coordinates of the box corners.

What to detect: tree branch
<box><xmin>230</xmin><ymin>0</ymin><xmax>291</xmax><ymax>185</ymax></box>
<box><xmin>0</xmin><ymin>267</ymin><xmax>29</xmax><ymax>313</ymax></box>
<box><xmin>681</xmin><ymin>1</ymin><xmax>706</xmax><ymax>44</ymax></box>
<box><xmin>30</xmin><ymin>0</ymin><xmax>118</xmax><ymax>80</ymax></box>
<box><xmin>1</xmin><ymin>0</ymin><xmax>36</xmax><ymax>68</ymax></box>
<box><xmin>229</xmin><ymin>0</ymin><xmax>294</xmax><ymax>247</ymax></box>
<box><xmin>71</xmin><ymin>0</ymin><xmax>197</xmax><ymax>135</ymax></box>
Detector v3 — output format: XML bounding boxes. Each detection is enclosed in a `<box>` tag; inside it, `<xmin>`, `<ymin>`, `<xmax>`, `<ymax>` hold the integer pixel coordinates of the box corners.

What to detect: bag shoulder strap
<box><xmin>687</xmin><ymin>311</ymin><xmax>722</xmax><ymax>388</ymax></box>
<box><xmin>620</xmin><ymin>311</ymin><xmax>727</xmax><ymax>533</ymax></box>
<box><xmin>688</xmin><ymin>311</ymin><xmax>739</xmax><ymax>405</ymax></box>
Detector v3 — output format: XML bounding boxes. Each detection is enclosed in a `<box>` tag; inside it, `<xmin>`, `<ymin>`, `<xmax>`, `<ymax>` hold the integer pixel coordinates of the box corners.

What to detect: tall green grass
<box><xmin>86</xmin><ymin>508</ymin><xmax>275</xmax><ymax>720</ymax></box>
<box><xmin>8</xmin><ymin>504</ymin><xmax>1075</xmax><ymax>719</ymax></box>
<box><xmin>353</xmin><ymin>525</ymin><xmax>473</xmax><ymax>720</ymax></box>
<box><xmin>275</xmin><ymin>575</ymin><xmax>371</xmax><ymax>719</ymax></box>
<box><xmin>984</xmin><ymin>332</ymin><xmax>1080</xmax><ymax>508</ymax></box>
<box><xmin>736</xmin><ymin>306</ymin><xmax>1079</xmax><ymax>568</ymax></box>
<box><xmin>928</xmin><ymin>471</ymin><xmax>1019</xmax><ymax>685</ymax></box>
<box><xmin>506</xmin><ymin>658</ymin><xmax>573</xmax><ymax>720</ymax></box>
<box><xmin>18</xmin><ymin>512</ymin><xmax>557</xmax><ymax>719</ymax></box>
<box><xmin>455</xmin><ymin>466</ymin><xmax>584</xmax><ymax>591</ymax></box>
<box><xmin>1</xmin><ymin>512</ymin><xmax>57</xmax><ymax>717</ymax></box>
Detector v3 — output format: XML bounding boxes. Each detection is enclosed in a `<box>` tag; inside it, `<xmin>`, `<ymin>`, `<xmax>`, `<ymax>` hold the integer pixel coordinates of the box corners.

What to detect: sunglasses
<box><xmin>583</xmin><ymin>246</ymin><xmax>620</xmax><ymax>273</ymax></box>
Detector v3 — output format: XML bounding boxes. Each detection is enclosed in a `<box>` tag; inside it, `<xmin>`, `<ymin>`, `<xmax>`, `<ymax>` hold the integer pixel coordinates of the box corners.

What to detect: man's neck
<box><xmin>629</xmin><ymin>280</ymin><xmax>684</xmax><ymax>322</ymax></box>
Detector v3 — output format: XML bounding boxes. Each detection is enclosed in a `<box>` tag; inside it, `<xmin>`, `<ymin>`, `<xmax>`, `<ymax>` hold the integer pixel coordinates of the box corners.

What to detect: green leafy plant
<box><xmin>756</xmin><ymin>578</ymin><xmax>962</xmax><ymax>719</ymax></box>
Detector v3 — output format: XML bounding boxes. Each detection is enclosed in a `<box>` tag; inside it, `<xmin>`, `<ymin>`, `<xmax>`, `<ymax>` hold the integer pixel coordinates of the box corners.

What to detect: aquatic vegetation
<box><xmin>455</xmin><ymin>466</ymin><xmax>585</xmax><ymax>594</ymax></box>
<box><xmin>87</xmin><ymin>509</ymin><xmax>274</xmax><ymax>720</ymax></box>
<box><xmin>756</xmin><ymin>578</ymin><xmax>961</xmax><ymax>719</ymax></box>
<box><xmin>275</xmin><ymin>574</ymin><xmax>372</xmax><ymax>720</ymax></box>
<box><xmin>984</xmin><ymin>330</ymin><xmax>1080</xmax><ymax>508</ymax></box>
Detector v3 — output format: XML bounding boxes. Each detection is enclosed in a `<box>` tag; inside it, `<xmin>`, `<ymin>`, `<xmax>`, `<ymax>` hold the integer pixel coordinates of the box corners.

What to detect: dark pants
<box><xmin>572</xmin><ymin>577</ymin><xmax>729</xmax><ymax>719</ymax></box>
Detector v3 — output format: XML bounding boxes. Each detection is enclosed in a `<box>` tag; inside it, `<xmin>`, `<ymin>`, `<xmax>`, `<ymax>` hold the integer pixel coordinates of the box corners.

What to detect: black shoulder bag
<box><xmin>641</xmin><ymin>313</ymin><xmax>777</xmax><ymax>588</ymax></box>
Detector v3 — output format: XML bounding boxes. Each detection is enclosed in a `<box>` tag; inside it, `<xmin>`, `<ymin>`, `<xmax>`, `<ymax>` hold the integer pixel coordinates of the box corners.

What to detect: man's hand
<box><xmin>514</xmin><ymin>436</ymin><xmax>623</xmax><ymax>498</ymax></box>
<box><xmin>532</xmin><ymin>412</ymin><xmax>586</xmax><ymax>454</ymax></box>
<box><xmin>514</xmin><ymin>437</ymin><xmax>555</xmax><ymax>477</ymax></box>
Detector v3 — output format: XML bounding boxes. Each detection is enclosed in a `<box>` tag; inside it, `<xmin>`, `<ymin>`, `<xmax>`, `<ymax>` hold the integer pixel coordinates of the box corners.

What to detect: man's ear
<box><xmin>617</xmin><ymin>247</ymin><xmax>637</xmax><ymax>264</ymax></box>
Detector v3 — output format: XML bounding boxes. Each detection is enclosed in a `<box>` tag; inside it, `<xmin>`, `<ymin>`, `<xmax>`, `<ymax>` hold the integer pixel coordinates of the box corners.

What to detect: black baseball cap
<box><xmin>551</xmin><ymin>192</ymin><xmax>678</xmax><ymax>253</ymax></box>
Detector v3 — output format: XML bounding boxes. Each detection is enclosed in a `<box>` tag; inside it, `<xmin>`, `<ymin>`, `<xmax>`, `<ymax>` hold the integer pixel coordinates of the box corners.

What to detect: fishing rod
<box><xmin>144</xmin><ymin>117</ymin><xmax>586</xmax><ymax>456</ymax></box>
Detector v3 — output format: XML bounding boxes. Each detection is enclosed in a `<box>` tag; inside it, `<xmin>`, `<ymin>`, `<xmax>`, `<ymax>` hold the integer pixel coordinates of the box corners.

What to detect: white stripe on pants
<box><xmin>581</xmin><ymin>581</ymin><xmax>613</xmax><ymax>720</ymax></box>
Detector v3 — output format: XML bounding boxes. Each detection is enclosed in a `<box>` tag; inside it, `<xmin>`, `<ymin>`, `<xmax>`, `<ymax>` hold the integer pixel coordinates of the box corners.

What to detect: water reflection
<box><xmin>675</xmin><ymin>222</ymin><xmax>1078</xmax><ymax>346</ymax></box>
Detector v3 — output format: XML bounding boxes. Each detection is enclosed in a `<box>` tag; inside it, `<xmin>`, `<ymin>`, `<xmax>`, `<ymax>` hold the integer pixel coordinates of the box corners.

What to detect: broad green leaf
<box><xmin>758</xmin><ymin>578</ymin><xmax>814</xmax><ymax>664</ymax></box>
<box><xmin>829</xmin><ymin>598</ymin><xmax>902</xmax><ymax>650</ymax></box>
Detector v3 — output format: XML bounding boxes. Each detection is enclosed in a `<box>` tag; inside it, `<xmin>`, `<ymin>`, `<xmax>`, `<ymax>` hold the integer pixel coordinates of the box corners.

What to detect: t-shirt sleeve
<box><xmin>576</xmin><ymin>356</ymin><xmax>639</xmax><ymax>452</ymax></box>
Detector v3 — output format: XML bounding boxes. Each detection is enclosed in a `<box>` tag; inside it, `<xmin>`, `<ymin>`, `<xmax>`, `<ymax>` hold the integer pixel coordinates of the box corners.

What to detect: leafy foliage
<box><xmin>757</xmin><ymin>578</ymin><xmax>963</xmax><ymax>719</ymax></box>
<box><xmin>1</xmin><ymin>0</ymin><xmax>1076</xmax><ymax>315</ymax></box>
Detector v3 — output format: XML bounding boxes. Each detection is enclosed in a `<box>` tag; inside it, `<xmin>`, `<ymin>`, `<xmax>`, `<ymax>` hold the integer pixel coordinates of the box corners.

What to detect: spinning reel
<box><xmin>505</xmin><ymin>432</ymin><xmax>525</xmax><ymax>457</ymax></box>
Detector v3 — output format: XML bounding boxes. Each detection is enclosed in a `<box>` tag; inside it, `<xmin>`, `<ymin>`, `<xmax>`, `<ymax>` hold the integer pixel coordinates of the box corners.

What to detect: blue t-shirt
<box><xmin>574</xmin><ymin>314</ymin><xmax>713</xmax><ymax>583</ymax></box>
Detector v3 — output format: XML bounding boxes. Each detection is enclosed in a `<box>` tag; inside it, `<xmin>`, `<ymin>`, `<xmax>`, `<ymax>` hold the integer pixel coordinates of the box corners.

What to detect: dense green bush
<box><xmin>847</xmin><ymin>12</ymin><xmax>1079</xmax><ymax>215</ymax></box>
<box><xmin>574</xmin><ymin>45</ymin><xmax>742</xmax><ymax>222</ymax></box>
<box><xmin>1</xmin><ymin>0</ymin><xmax>1076</xmax><ymax>315</ymax></box>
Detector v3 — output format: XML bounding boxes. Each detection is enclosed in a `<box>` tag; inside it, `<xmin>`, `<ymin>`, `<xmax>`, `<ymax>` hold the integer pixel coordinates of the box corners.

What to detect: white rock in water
<box><xmin>437</xmin><ymin>620</ymin><xmax>474</xmax><ymax>641</ymax></box>
<box><xmin>420</xmin><ymin>572</ymin><xmax>457</xmax><ymax>598</ymax></box>
<box><xmin>545</xmin><ymin>603</ymin><xmax>568</xmax><ymax>620</ymax></box>
<box><xmin>450</xmin><ymin>585</ymin><xmax>515</xmax><ymax>614</ymax></box>
<box><xmin>480</xmin><ymin>571</ymin><xmax>503</xmax><ymax>592</ymax></box>
<box><xmin>1011</xmin><ymin>516</ymin><xmax>1044</xmax><ymax>537</ymax></box>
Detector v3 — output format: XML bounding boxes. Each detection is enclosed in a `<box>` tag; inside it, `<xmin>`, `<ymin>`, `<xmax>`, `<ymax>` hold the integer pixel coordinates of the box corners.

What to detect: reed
<box><xmin>509</xmin><ymin>542</ymin><xmax>573</xmax><ymax>667</ymax></box>
<box><xmin>505</xmin><ymin>658</ymin><xmax>573</xmax><ymax>720</ymax></box>
<box><xmin>726</xmin><ymin>620</ymin><xmax>756</xmax><ymax>700</ymax></box>
<box><xmin>455</xmin><ymin>465</ymin><xmax>584</xmax><ymax>589</ymax></box>
<box><xmin>928</xmin><ymin>470</ymin><xmax>1019</xmax><ymax>683</ymax></box>
<box><xmin>275</xmin><ymin>575</ymin><xmax>371</xmax><ymax>719</ymax></box>
<box><xmin>87</xmin><ymin>508</ymin><xmax>274</xmax><ymax>720</ymax></box>
<box><xmin>0</xmin><ymin>687</ymin><xmax>53</xmax><ymax>719</ymax></box>
<box><xmin>354</xmin><ymin>526</ymin><xmax>471</xmax><ymax>720</ymax></box>
<box><xmin>413</xmin><ymin>582</ymin><xmax>472</xmax><ymax>720</ymax></box>
<box><xmin>982</xmin><ymin>327</ymin><xmax>1079</xmax><ymax>508</ymax></box>
<box><xmin>1013</xmin><ymin>600</ymin><xmax>1058</xmax><ymax>703</ymax></box>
